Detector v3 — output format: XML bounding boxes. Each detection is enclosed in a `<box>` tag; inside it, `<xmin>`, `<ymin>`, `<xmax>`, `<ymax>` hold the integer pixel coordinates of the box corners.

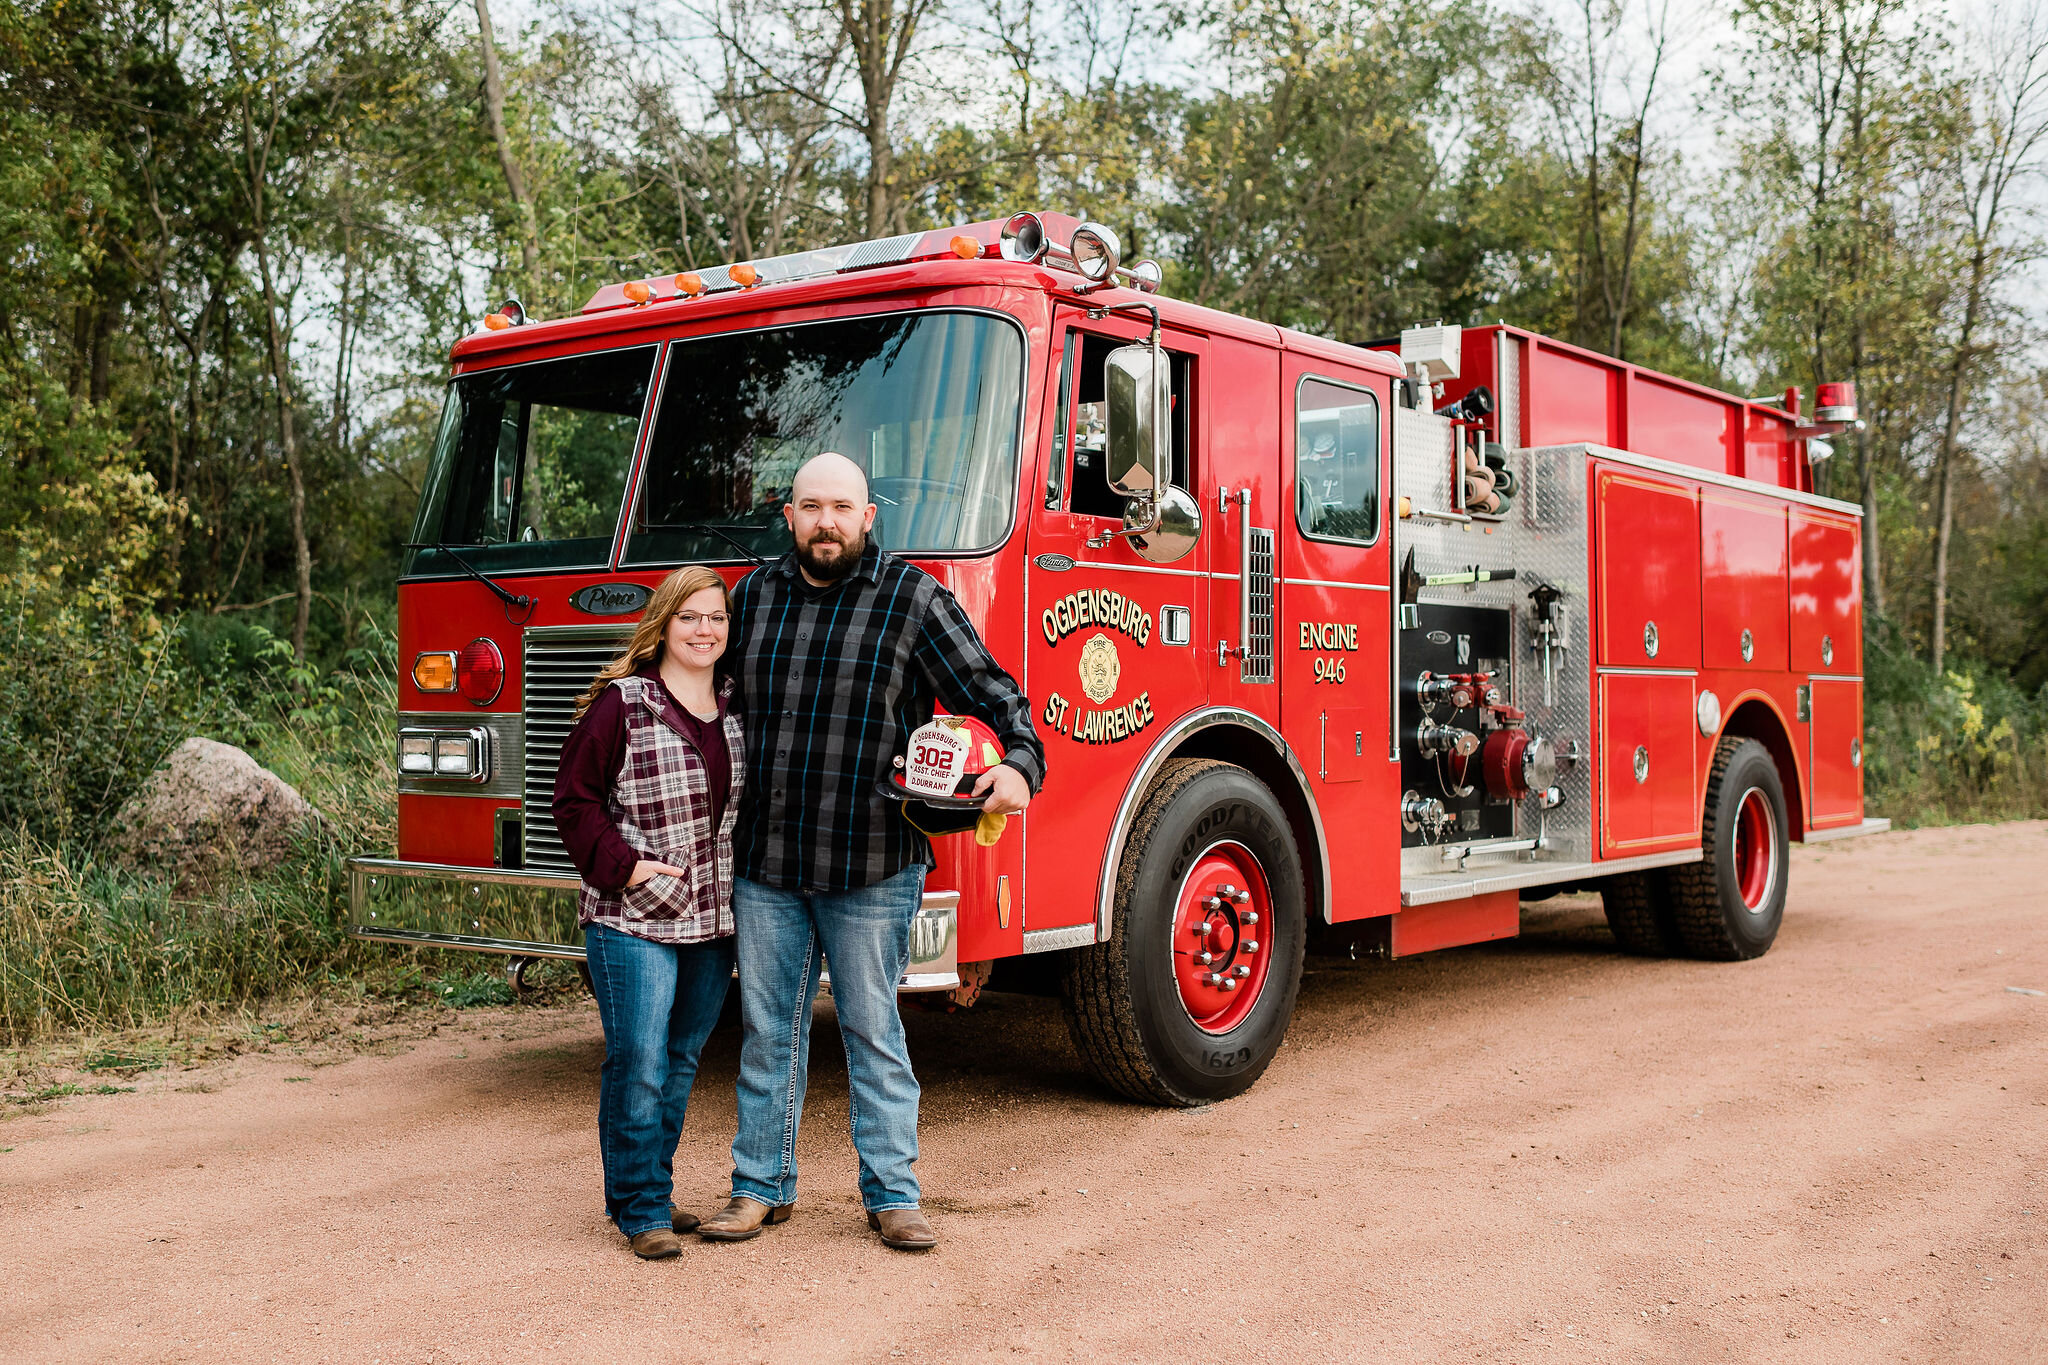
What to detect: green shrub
<box><xmin>1863</xmin><ymin>618</ymin><xmax>2048</xmax><ymax>826</ymax></box>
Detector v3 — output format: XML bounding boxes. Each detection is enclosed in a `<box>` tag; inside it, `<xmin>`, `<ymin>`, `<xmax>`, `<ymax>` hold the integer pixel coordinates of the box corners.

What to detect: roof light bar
<box><xmin>574</xmin><ymin>210</ymin><xmax>1156</xmax><ymax>317</ymax></box>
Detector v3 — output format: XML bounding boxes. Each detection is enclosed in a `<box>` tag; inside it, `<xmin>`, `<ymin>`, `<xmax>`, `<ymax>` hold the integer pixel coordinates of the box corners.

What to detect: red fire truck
<box><xmin>351</xmin><ymin>210</ymin><xmax>1887</xmax><ymax>1106</ymax></box>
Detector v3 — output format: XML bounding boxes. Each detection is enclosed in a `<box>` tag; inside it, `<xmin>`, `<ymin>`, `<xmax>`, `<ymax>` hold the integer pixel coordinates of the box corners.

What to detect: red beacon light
<box><xmin>1816</xmin><ymin>381</ymin><xmax>1857</xmax><ymax>423</ymax></box>
<box><xmin>456</xmin><ymin>638</ymin><xmax>505</xmax><ymax>706</ymax></box>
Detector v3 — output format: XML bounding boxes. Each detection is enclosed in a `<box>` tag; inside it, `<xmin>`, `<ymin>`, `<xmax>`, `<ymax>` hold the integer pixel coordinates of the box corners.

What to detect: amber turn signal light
<box><xmin>730</xmin><ymin>263</ymin><xmax>759</xmax><ymax>287</ymax></box>
<box><xmin>483</xmin><ymin>313</ymin><xmax>512</xmax><ymax>330</ymax></box>
<box><xmin>675</xmin><ymin>272</ymin><xmax>704</xmax><ymax>297</ymax></box>
<box><xmin>623</xmin><ymin>280</ymin><xmax>653</xmax><ymax>304</ymax></box>
<box><xmin>412</xmin><ymin>651</ymin><xmax>457</xmax><ymax>692</ymax></box>
<box><xmin>949</xmin><ymin>234</ymin><xmax>981</xmax><ymax>260</ymax></box>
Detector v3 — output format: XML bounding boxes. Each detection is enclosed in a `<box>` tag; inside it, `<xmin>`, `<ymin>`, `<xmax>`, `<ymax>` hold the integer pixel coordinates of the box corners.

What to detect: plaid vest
<box><xmin>576</xmin><ymin>675</ymin><xmax>743</xmax><ymax>944</ymax></box>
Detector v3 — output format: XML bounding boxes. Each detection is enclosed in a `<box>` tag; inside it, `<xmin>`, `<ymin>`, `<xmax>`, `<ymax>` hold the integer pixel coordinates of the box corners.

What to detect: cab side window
<box><xmin>1064</xmin><ymin>332</ymin><xmax>1191</xmax><ymax>518</ymax></box>
<box><xmin>1296</xmin><ymin>378</ymin><xmax>1380</xmax><ymax>543</ymax></box>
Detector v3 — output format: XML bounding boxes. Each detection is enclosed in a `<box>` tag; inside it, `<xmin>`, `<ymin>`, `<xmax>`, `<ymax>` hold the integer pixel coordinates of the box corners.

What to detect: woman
<box><xmin>552</xmin><ymin>564</ymin><xmax>742</xmax><ymax>1260</ymax></box>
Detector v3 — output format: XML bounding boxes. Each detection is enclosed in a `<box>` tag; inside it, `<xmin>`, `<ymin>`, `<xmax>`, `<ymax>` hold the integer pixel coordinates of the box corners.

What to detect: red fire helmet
<box><xmin>886</xmin><ymin>712</ymin><xmax>1006</xmax><ymax>805</ymax></box>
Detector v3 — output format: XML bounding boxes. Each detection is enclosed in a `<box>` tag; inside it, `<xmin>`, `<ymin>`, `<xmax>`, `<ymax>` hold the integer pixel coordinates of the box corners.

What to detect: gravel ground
<box><xmin>2</xmin><ymin>821</ymin><xmax>2043</xmax><ymax>1363</ymax></box>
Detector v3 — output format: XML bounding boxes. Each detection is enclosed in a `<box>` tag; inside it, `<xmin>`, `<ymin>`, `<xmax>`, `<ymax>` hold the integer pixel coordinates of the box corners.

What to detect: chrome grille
<box><xmin>1242</xmin><ymin>525</ymin><xmax>1276</xmax><ymax>684</ymax></box>
<box><xmin>522</xmin><ymin>625</ymin><xmax>630</xmax><ymax>874</ymax></box>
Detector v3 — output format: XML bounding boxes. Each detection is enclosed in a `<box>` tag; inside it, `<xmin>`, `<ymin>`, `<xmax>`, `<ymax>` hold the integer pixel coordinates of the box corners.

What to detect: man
<box><xmin>698</xmin><ymin>451</ymin><xmax>1043</xmax><ymax>1252</ymax></box>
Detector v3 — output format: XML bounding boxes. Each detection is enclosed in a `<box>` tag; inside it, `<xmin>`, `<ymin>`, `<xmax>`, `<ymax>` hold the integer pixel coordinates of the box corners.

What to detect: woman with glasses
<box><xmin>553</xmin><ymin>565</ymin><xmax>742</xmax><ymax>1259</ymax></box>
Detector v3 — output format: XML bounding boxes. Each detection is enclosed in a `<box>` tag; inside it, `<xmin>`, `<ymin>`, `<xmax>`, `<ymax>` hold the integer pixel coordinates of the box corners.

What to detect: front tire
<box><xmin>1060</xmin><ymin>759</ymin><xmax>1307</xmax><ymax>1106</ymax></box>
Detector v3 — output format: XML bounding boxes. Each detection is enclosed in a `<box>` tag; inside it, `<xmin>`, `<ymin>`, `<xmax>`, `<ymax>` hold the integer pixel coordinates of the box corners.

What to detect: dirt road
<box><xmin>3</xmin><ymin>822</ymin><xmax>2044</xmax><ymax>1363</ymax></box>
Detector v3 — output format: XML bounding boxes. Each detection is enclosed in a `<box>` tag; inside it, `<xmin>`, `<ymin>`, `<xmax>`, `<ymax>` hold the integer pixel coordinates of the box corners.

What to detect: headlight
<box><xmin>398</xmin><ymin>727</ymin><xmax>491</xmax><ymax>781</ymax></box>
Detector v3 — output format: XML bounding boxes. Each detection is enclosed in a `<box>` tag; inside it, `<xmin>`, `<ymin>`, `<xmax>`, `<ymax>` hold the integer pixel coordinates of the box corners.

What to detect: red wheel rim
<box><xmin>1169</xmin><ymin>841</ymin><xmax>1274</xmax><ymax>1034</ymax></box>
<box><xmin>1732</xmin><ymin>787</ymin><xmax>1778</xmax><ymax>913</ymax></box>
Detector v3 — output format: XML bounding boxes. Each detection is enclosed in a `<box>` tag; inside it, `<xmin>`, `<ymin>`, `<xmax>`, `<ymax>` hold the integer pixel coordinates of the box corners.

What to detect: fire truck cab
<box><xmin>354</xmin><ymin>210</ymin><xmax>1886</xmax><ymax>1106</ymax></box>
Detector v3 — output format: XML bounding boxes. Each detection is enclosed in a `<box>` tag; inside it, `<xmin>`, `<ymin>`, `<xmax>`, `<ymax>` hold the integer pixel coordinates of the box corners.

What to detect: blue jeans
<box><xmin>730</xmin><ymin>865</ymin><xmax>926</xmax><ymax>1213</ymax></box>
<box><xmin>583</xmin><ymin>923</ymin><xmax>735</xmax><ymax>1237</ymax></box>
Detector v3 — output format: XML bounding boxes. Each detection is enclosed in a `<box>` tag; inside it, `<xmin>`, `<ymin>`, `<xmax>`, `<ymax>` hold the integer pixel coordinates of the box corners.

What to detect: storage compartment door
<box><xmin>1598</xmin><ymin>672</ymin><xmax>1700</xmax><ymax>854</ymax></box>
<box><xmin>1700</xmin><ymin>494</ymin><xmax>1788</xmax><ymax>671</ymax></box>
<box><xmin>1809</xmin><ymin>678</ymin><xmax>1864</xmax><ymax>827</ymax></box>
<box><xmin>1790</xmin><ymin>511</ymin><xmax>1861</xmax><ymax>675</ymax></box>
<box><xmin>1595</xmin><ymin>469</ymin><xmax>1699</xmax><ymax>668</ymax></box>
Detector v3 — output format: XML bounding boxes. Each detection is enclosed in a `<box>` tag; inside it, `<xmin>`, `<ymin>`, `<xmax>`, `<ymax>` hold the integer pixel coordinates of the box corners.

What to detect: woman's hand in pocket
<box><xmin>627</xmin><ymin>859</ymin><xmax>688</xmax><ymax>887</ymax></box>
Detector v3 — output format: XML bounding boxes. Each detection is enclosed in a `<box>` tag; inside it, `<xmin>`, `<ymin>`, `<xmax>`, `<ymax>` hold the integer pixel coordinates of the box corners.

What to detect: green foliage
<box><xmin>1862</xmin><ymin>619</ymin><xmax>2048</xmax><ymax>824</ymax></box>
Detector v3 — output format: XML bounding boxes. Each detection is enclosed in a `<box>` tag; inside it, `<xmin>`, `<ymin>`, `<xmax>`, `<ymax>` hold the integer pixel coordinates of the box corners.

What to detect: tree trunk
<box><xmin>1930</xmin><ymin>441</ymin><xmax>1956</xmax><ymax>673</ymax></box>
<box><xmin>475</xmin><ymin>0</ymin><xmax>540</xmax><ymax>287</ymax></box>
<box><xmin>252</xmin><ymin>233</ymin><xmax>313</xmax><ymax>661</ymax></box>
<box><xmin>1858</xmin><ymin>440</ymin><xmax>1884</xmax><ymax>617</ymax></box>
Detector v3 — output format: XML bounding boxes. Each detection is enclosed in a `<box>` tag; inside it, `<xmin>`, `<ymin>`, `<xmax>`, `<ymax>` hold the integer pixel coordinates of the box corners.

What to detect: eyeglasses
<box><xmin>672</xmin><ymin>611</ymin><xmax>730</xmax><ymax>629</ymax></box>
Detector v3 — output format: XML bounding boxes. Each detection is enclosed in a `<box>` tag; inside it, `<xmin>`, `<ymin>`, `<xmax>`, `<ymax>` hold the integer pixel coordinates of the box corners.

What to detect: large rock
<box><xmin>109</xmin><ymin>738</ymin><xmax>321</xmax><ymax>883</ymax></box>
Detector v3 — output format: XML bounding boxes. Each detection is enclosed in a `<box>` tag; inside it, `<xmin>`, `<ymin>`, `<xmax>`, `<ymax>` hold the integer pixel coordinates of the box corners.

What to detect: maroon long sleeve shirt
<box><xmin>552</xmin><ymin>668</ymin><xmax>733</xmax><ymax>894</ymax></box>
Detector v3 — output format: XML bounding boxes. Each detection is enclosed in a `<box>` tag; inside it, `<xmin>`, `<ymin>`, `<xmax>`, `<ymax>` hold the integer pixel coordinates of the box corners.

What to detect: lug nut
<box><xmin>1221</xmin><ymin>977</ymin><xmax>1238</xmax><ymax>991</ymax></box>
<box><xmin>1195</xmin><ymin>951</ymin><xmax>1213</xmax><ymax>966</ymax></box>
<box><xmin>1233</xmin><ymin>964</ymin><xmax>1251</xmax><ymax>978</ymax></box>
<box><xmin>1204</xmin><ymin>972</ymin><xmax>1222</xmax><ymax>986</ymax></box>
<box><xmin>1242</xmin><ymin>939</ymin><xmax>1260</xmax><ymax>954</ymax></box>
<box><xmin>1242</xmin><ymin>911</ymin><xmax>1260</xmax><ymax>926</ymax></box>
<box><xmin>1231</xmin><ymin>889</ymin><xmax>1251</xmax><ymax>905</ymax></box>
<box><xmin>1203</xmin><ymin>895</ymin><xmax>1223</xmax><ymax>912</ymax></box>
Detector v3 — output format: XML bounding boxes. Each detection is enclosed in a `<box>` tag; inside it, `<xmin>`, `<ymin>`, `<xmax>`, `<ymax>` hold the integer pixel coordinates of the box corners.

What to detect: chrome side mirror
<box><xmin>1103</xmin><ymin>343</ymin><xmax>1165</xmax><ymax>496</ymax></box>
<box><xmin>1094</xmin><ymin>338</ymin><xmax>1199</xmax><ymax>560</ymax></box>
<box><xmin>1130</xmin><ymin>485</ymin><xmax>1200</xmax><ymax>563</ymax></box>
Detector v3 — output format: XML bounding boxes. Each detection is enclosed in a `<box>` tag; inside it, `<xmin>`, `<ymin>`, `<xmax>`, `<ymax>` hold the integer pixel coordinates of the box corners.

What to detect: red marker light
<box><xmin>457</xmin><ymin>638</ymin><xmax>505</xmax><ymax>706</ymax></box>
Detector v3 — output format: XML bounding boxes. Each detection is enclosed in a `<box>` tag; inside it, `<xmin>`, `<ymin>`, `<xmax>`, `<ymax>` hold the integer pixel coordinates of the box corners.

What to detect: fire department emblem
<box><xmin>1078</xmin><ymin>632</ymin><xmax>1121</xmax><ymax>703</ymax></box>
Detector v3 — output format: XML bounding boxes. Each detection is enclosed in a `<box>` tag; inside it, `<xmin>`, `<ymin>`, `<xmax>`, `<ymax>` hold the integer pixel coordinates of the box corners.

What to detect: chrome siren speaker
<box><xmin>998</xmin><ymin>212</ymin><xmax>1049</xmax><ymax>263</ymax></box>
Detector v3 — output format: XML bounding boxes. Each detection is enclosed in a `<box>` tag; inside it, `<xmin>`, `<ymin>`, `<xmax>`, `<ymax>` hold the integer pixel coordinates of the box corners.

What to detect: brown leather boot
<box><xmin>670</xmin><ymin>1205</ymin><xmax>701</xmax><ymax>1235</ymax></box>
<box><xmin>867</xmin><ymin>1208</ymin><xmax>938</xmax><ymax>1251</ymax></box>
<box><xmin>696</xmin><ymin>1195</ymin><xmax>794</xmax><ymax>1242</ymax></box>
<box><xmin>629</xmin><ymin>1228</ymin><xmax>682</xmax><ymax>1259</ymax></box>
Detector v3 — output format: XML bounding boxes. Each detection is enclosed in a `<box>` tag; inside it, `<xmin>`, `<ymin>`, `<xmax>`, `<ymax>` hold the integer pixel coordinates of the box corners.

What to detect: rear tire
<box><xmin>1601</xmin><ymin>871</ymin><xmax>1675</xmax><ymax>955</ymax></box>
<box><xmin>1060</xmin><ymin>759</ymin><xmax>1306</xmax><ymax>1106</ymax></box>
<box><xmin>1662</xmin><ymin>737</ymin><xmax>1789</xmax><ymax>960</ymax></box>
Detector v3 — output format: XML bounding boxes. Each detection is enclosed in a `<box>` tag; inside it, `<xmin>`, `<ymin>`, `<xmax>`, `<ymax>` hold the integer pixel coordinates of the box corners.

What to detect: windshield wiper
<box><xmin>403</xmin><ymin>541</ymin><xmax>537</xmax><ymax>621</ymax></box>
<box><xmin>643</xmin><ymin>523</ymin><xmax>771</xmax><ymax>565</ymax></box>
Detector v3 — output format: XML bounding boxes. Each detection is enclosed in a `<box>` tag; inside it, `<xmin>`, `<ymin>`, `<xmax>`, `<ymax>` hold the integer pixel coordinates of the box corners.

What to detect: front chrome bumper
<box><xmin>345</xmin><ymin>856</ymin><xmax>961</xmax><ymax>992</ymax></box>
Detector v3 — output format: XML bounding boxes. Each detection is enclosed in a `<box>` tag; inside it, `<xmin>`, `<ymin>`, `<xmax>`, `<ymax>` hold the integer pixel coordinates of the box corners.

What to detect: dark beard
<box><xmin>795</xmin><ymin>527</ymin><xmax>864</xmax><ymax>581</ymax></box>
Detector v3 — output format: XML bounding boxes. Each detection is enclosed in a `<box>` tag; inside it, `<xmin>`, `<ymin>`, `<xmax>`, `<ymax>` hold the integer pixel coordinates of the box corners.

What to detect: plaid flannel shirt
<box><xmin>730</xmin><ymin>542</ymin><xmax>1044</xmax><ymax>892</ymax></box>
<box><xmin>572</xmin><ymin>674</ymin><xmax>744</xmax><ymax>944</ymax></box>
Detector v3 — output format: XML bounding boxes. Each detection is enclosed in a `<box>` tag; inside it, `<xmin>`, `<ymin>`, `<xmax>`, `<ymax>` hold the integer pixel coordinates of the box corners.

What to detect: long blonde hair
<box><xmin>572</xmin><ymin>565</ymin><xmax>731</xmax><ymax>719</ymax></box>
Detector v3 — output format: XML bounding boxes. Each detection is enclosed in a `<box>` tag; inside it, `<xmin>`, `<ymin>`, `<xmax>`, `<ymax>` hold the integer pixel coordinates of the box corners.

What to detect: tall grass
<box><xmin>0</xmin><ymin>659</ymin><xmax>404</xmax><ymax>1043</ymax></box>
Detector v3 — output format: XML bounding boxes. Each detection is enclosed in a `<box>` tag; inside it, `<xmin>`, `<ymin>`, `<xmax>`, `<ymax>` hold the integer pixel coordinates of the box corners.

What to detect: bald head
<box><xmin>785</xmin><ymin>450</ymin><xmax>877</xmax><ymax>586</ymax></box>
<box><xmin>791</xmin><ymin>450</ymin><xmax>869</xmax><ymax>504</ymax></box>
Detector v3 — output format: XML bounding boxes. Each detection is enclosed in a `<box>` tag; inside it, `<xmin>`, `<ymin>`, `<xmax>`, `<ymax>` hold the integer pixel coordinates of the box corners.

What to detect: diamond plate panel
<box><xmin>1391</xmin><ymin>415</ymin><xmax>1595</xmax><ymax>870</ymax></box>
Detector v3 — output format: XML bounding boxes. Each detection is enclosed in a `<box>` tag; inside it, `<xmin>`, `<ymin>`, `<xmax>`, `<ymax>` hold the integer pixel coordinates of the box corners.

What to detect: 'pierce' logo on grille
<box><xmin>569</xmin><ymin>583</ymin><xmax>653</xmax><ymax>615</ymax></box>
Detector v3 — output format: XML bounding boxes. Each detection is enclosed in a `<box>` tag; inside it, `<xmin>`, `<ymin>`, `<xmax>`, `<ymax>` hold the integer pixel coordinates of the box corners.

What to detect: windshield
<box><xmin>406</xmin><ymin>346</ymin><xmax>657</xmax><ymax>577</ymax></box>
<box><xmin>623</xmin><ymin>311</ymin><xmax>1023</xmax><ymax>565</ymax></box>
